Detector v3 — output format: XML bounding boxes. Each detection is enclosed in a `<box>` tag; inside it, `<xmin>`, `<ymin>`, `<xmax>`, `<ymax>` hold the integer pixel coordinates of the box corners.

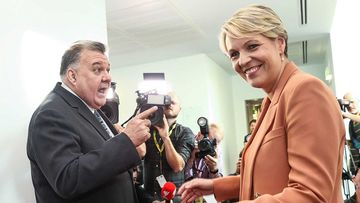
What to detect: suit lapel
<box><xmin>241</xmin><ymin>98</ymin><xmax>275</xmax><ymax>199</ymax></box>
<box><xmin>79</xmin><ymin>108</ymin><xmax>111</xmax><ymax>140</ymax></box>
<box><xmin>53</xmin><ymin>83</ymin><xmax>111</xmax><ymax>140</ymax></box>
<box><xmin>240</xmin><ymin>62</ymin><xmax>298</xmax><ymax>199</ymax></box>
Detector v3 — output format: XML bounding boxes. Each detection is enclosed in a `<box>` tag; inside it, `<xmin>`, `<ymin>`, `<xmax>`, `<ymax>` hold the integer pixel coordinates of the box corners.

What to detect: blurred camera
<box><xmin>136</xmin><ymin>90</ymin><xmax>171</xmax><ymax>126</ymax></box>
<box><xmin>337</xmin><ymin>98</ymin><xmax>350</xmax><ymax>112</ymax></box>
<box><xmin>101</xmin><ymin>82</ymin><xmax>119</xmax><ymax>124</ymax></box>
<box><xmin>195</xmin><ymin>117</ymin><xmax>216</xmax><ymax>159</ymax></box>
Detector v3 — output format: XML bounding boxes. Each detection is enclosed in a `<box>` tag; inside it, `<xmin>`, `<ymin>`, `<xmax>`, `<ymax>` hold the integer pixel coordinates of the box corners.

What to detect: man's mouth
<box><xmin>98</xmin><ymin>87</ymin><xmax>109</xmax><ymax>97</ymax></box>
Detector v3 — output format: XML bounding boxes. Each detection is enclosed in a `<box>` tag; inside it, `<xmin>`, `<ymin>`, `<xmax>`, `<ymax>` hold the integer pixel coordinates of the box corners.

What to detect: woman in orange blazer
<box><xmin>179</xmin><ymin>4</ymin><xmax>345</xmax><ymax>203</ymax></box>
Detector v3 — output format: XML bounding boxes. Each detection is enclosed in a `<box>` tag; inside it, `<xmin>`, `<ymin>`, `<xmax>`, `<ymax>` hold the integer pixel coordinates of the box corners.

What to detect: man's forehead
<box><xmin>168</xmin><ymin>93</ymin><xmax>179</xmax><ymax>103</ymax></box>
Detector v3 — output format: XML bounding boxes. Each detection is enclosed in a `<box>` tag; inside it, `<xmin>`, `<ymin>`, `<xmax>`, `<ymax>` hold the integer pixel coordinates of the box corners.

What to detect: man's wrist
<box><xmin>162</xmin><ymin>135</ymin><xmax>171</xmax><ymax>143</ymax></box>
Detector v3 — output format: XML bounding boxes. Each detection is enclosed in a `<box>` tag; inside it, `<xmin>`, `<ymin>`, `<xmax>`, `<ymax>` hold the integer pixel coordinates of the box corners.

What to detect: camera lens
<box><xmin>197</xmin><ymin>117</ymin><xmax>207</xmax><ymax>127</ymax></box>
<box><xmin>198</xmin><ymin>139</ymin><xmax>211</xmax><ymax>151</ymax></box>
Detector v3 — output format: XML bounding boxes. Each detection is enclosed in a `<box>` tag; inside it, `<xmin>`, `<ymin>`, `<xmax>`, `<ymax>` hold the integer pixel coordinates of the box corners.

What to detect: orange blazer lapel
<box><xmin>240</xmin><ymin>98</ymin><xmax>277</xmax><ymax>199</ymax></box>
<box><xmin>240</xmin><ymin>62</ymin><xmax>298</xmax><ymax>200</ymax></box>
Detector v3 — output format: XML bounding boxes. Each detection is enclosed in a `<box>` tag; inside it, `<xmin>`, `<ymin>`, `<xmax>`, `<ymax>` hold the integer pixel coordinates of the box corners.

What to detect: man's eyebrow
<box><xmin>92</xmin><ymin>61</ymin><xmax>108</xmax><ymax>66</ymax></box>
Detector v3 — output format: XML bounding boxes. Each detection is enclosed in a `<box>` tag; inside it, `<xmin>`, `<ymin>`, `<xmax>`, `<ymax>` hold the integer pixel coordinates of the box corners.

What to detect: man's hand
<box><xmin>114</xmin><ymin>123</ymin><xmax>124</xmax><ymax>133</ymax></box>
<box><xmin>123</xmin><ymin>106</ymin><xmax>157</xmax><ymax>146</ymax></box>
<box><xmin>342</xmin><ymin>111</ymin><xmax>360</xmax><ymax>123</ymax></box>
<box><xmin>154</xmin><ymin>115</ymin><xmax>170</xmax><ymax>139</ymax></box>
<box><xmin>195</xmin><ymin>132</ymin><xmax>204</xmax><ymax>142</ymax></box>
<box><xmin>204</xmin><ymin>154</ymin><xmax>218</xmax><ymax>172</ymax></box>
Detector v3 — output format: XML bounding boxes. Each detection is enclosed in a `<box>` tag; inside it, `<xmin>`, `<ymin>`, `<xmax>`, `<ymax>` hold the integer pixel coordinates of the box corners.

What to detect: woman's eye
<box><xmin>248</xmin><ymin>44</ymin><xmax>259</xmax><ymax>50</ymax></box>
<box><xmin>229</xmin><ymin>51</ymin><xmax>239</xmax><ymax>59</ymax></box>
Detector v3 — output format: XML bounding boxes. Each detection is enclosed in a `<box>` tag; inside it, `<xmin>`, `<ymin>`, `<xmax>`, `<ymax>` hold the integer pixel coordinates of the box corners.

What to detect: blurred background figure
<box><xmin>142</xmin><ymin>91</ymin><xmax>195</xmax><ymax>203</ymax></box>
<box><xmin>243</xmin><ymin>119</ymin><xmax>256</xmax><ymax>145</ymax></box>
<box><xmin>342</xmin><ymin>93</ymin><xmax>360</xmax><ymax>174</ymax></box>
<box><xmin>185</xmin><ymin>123</ymin><xmax>224</xmax><ymax>203</ymax></box>
<box><xmin>231</xmin><ymin>119</ymin><xmax>257</xmax><ymax>176</ymax></box>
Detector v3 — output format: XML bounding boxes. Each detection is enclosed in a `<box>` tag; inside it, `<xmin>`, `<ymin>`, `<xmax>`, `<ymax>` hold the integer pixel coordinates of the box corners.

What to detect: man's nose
<box><xmin>103</xmin><ymin>71</ymin><xmax>111</xmax><ymax>82</ymax></box>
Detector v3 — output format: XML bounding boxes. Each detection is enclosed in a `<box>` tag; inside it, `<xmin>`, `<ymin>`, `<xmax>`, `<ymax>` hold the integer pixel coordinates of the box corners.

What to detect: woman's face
<box><xmin>225</xmin><ymin>34</ymin><xmax>285</xmax><ymax>95</ymax></box>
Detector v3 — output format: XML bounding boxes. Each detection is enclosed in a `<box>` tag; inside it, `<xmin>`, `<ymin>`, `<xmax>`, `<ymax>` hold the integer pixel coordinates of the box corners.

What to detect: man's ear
<box><xmin>66</xmin><ymin>68</ymin><xmax>77</xmax><ymax>85</ymax></box>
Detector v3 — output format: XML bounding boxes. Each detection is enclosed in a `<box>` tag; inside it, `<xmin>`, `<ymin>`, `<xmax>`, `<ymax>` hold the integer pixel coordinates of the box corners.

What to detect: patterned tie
<box><xmin>94</xmin><ymin>110</ymin><xmax>113</xmax><ymax>137</ymax></box>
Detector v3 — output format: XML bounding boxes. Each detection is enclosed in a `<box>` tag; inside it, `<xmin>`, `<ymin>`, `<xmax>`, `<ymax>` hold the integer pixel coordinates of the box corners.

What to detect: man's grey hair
<box><xmin>60</xmin><ymin>40</ymin><xmax>106</xmax><ymax>78</ymax></box>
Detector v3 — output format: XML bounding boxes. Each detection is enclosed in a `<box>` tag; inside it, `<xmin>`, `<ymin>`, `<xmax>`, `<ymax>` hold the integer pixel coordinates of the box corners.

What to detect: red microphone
<box><xmin>161</xmin><ymin>182</ymin><xmax>176</xmax><ymax>201</ymax></box>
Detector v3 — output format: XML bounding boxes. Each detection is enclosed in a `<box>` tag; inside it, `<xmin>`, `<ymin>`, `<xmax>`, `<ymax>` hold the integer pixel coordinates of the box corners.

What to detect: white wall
<box><xmin>230</xmin><ymin>74</ymin><xmax>266</xmax><ymax>155</ymax></box>
<box><xmin>0</xmin><ymin>0</ymin><xmax>107</xmax><ymax>202</ymax></box>
<box><xmin>331</xmin><ymin>0</ymin><xmax>360</xmax><ymax>98</ymax></box>
<box><xmin>300</xmin><ymin>63</ymin><xmax>326</xmax><ymax>82</ymax></box>
<box><xmin>330</xmin><ymin>0</ymin><xmax>360</xmax><ymax>198</ymax></box>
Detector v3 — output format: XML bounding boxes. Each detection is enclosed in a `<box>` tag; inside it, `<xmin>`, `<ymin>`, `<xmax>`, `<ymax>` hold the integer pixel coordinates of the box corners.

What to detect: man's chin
<box><xmin>95</xmin><ymin>101</ymin><xmax>107</xmax><ymax>109</ymax></box>
<box><xmin>165</xmin><ymin>114</ymin><xmax>177</xmax><ymax>119</ymax></box>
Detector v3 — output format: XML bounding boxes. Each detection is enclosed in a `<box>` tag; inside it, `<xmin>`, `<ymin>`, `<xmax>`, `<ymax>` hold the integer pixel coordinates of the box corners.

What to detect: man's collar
<box><xmin>61</xmin><ymin>82</ymin><xmax>95</xmax><ymax>113</ymax></box>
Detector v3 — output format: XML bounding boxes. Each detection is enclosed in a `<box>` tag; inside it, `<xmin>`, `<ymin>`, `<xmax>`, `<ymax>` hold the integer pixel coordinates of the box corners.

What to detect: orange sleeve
<box><xmin>213</xmin><ymin>176</ymin><xmax>240</xmax><ymax>201</ymax></box>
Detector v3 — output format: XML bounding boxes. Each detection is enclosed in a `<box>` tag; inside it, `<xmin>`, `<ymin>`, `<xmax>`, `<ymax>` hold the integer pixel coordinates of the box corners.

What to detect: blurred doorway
<box><xmin>245</xmin><ymin>98</ymin><xmax>263</xmax><ymax>133</ymax></box>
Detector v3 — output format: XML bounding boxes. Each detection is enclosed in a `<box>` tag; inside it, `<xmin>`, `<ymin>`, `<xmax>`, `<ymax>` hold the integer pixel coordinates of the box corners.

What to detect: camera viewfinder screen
<box><xmin>147</xmin><ymin>95</ymin><xmax>164</xmax><ymax>105</ymax></box>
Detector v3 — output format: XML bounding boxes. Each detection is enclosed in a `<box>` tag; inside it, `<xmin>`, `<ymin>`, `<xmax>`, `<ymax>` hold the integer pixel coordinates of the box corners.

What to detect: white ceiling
<box><xmin>105</xmin><ymin>0</ymin><xmax>336</xmax><ymax>74</ymax></box>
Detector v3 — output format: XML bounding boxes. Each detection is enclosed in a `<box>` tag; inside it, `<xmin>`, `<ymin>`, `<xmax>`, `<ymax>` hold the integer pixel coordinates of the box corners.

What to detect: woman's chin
<box><xmin>246</xmin><ymin>80</ymin><xmax>262</xmax><ymax>89</ymax></box>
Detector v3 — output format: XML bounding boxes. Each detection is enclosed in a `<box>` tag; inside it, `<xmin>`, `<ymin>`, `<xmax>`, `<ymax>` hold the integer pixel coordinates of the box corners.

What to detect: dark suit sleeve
<box><xmin>28</xmin><ymin>108</ymin><xmax>141</xmax><ymax>198</ymax></box>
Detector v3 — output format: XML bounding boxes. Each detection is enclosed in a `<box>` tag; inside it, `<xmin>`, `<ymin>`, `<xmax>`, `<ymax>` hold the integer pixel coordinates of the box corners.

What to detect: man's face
<box><xmin>164</xmin><ymin>92</ymin><xmax>181</xmax><ymax>119</ymax></box>
<box><xmin>249</xmin><ymin>121</ymin><xmax>256</xmax><ymax>133</ymax></box>
<box><xmin>344</xmin><ymin>94</ymin><xmax>359</xmax><ymax>114</ymax></box>
<box><xmin>71</xmin><ymin>49</ymin><xmax>111</xmax><ymax>109</ymax></box>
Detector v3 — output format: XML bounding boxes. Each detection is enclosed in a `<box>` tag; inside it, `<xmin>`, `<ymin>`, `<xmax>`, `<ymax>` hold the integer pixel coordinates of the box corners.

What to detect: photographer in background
<box><xmin>184</xmin><ymin>122</ymin><xmax>224</xmax><ymax>203</ymax></box>
<box><xmin>143</xmin><ymin>91</ymin><xmax>195</xmax><ymax>203</ymax></box>
<box><xmin>342</xmin><ymin>93</ymin><xmax>360</xmax><ymax>123</ymax></box>
<box><xmin>342</xmin><ymin>92</ymin><xmax>360</xmax><ymax>174</ymax></box>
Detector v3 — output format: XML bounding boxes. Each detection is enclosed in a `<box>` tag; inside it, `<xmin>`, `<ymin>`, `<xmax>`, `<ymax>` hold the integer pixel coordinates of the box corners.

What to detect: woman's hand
<box><xmin>178</xmin><ymin>178</ymin><xmax>214</xmax><ymax>203</ymax></box>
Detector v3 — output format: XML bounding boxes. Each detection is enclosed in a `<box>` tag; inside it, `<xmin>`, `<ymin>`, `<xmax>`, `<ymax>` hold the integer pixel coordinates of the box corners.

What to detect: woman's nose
<box><xmin>239</xmin><ymin>52</ymin><xmax>251</xmax><ymax>67</ymax></box>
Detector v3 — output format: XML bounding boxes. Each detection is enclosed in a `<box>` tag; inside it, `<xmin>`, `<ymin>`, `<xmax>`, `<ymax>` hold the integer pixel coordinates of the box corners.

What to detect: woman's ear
<box><xmin>277</xmin><ymin>37</ymin><xmax>286</xmax><ymax>55</ymax></box>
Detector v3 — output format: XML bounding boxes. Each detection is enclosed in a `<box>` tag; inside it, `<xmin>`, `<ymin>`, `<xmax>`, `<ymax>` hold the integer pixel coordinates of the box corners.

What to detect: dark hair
<box><xmin>60</xmin><ymin>40</ymin><xmax>106</xmax><ymax>77</ymax></box>
<box><xmin>249</xmin><ymin>119</ymin><xmax>257</xmax><ymax>126</ymax></box>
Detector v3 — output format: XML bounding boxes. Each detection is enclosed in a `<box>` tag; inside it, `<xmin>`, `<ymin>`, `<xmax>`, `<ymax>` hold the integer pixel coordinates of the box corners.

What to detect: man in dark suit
<box><xmin>27</xmin><ymin>40</ymin><xmax>156</xmax><ymax>203</ymax></box>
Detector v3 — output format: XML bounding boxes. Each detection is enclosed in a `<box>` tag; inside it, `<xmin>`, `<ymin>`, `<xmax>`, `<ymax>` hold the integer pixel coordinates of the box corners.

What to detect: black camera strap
<box><xmin>152</xmin><ymin>123</ymin><xmax>177</xmax><ymax>172</ymax></box>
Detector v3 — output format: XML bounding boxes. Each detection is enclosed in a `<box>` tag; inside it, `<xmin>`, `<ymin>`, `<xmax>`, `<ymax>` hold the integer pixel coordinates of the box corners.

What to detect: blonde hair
<box><xmin>219</xmin><ymin>4</ymin><xmax>288</xmax><ymax>56</ymax></box>
<box><xmin>210</xmin><ymin>123</ymin><xmax>224</xmax><ymax>143</ymax></box>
